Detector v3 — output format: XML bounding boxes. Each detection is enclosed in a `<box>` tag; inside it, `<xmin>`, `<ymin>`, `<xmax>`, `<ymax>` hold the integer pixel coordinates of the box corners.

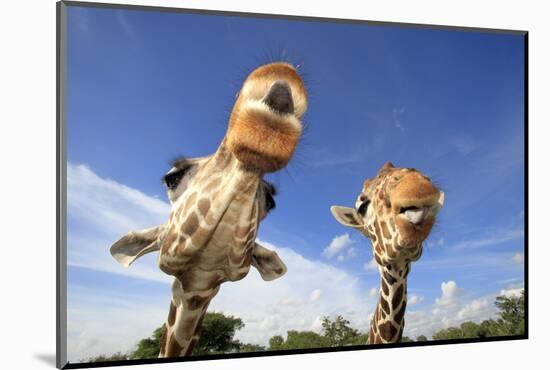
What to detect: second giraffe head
<box><xmin>331</xmin><ymin>162</ymin><xmax>445</xmax><ymax>266</ymax></box>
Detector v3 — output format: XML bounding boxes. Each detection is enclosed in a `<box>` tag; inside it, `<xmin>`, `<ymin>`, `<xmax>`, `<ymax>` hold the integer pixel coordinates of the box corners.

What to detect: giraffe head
<box><xmin>226</xmin><ymin>62</ymin><xmax>307</xmax><ymax>173</ymax></box>
<box><xmin>109</xmin><ymin>62</ymin><xmax>307</xmax><ymax>281</ymax></box>
<box><xmin>331</xmin><ymin>162</ymin><xmax>444</xmax><ymax>266</ymax></box>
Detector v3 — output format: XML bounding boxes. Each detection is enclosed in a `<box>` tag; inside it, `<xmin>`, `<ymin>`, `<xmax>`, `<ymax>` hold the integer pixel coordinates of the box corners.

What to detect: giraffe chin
<box><xmin>395</xmin><ymin>215</ymin><xmax>435</xmax><ymax>247</ymax></box>
<box><xmin>226</xmin><ymin>105</ymin><xmax>301</xmax><ymax>173</ymax></box>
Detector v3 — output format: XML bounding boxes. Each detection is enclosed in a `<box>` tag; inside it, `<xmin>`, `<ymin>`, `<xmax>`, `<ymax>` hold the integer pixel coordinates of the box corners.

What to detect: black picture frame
<box><xmin>56</xmin><ymin>1</ymin><xmax>528</xmax><ymax>368</ymax></box>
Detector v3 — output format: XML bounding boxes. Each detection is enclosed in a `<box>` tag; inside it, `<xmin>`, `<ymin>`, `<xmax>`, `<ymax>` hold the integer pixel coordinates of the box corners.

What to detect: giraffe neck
<box><xmin>159</xmin><ymin>278</ymin><xmax>220</xmax><ymax>357</ymax></box>
<box><xmin>158</xmin><ymin>139</ymin><xmax>261</xmax><ymax>276</ymax></box>
<box><xmin>368</xmin><ymin>262</ymin><xmax>410</xmax><ymax>344</ymax></box>
<box><xmin>158</xmin><ymin>141</ymin><xmax>264</xmax><ymax>357</ymax></box>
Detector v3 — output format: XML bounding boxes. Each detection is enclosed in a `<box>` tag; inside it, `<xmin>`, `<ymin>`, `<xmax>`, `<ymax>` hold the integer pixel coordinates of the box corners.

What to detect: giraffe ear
<box><xmin>251</xmin><ymin>243</ymin><xmax>287</xmax><ymax>281</ymax></box>
<box><xmin>110</xmin><ymin>225</ymin><xmax>165</xmax><ymax>267</ymax></box>
<box><xmin>330</xmin><ymin>206</ymin><xmax>364</xmax><ymax>228</ymax></box>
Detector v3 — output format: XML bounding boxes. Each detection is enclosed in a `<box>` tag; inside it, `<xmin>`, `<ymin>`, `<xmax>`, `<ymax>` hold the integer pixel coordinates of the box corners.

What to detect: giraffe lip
<box><xmin>399</xmin><ymin>206</ymin><xmax>421</xmax><ymax>214</ymax></box>
<box><xmin>398</xmin><ymin>206</ymin><xmax>429</xmax><ymax>225</ymax></box>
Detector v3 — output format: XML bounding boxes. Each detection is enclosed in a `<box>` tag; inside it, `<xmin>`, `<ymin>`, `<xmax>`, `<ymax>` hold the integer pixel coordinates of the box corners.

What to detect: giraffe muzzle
<box><xmin>400</xmin><ymin>206</ymin><xmax>427</xmax><ymax>225</ymax></box>
<box><xmin>396</xmin><ymin>191</ymin><xmax>445</xmax><ymax>225</ymax></box>
<box><xmin>226</xmin><ymin>62</ymin><xmax>307</xmax><ymax>173</ymax></box>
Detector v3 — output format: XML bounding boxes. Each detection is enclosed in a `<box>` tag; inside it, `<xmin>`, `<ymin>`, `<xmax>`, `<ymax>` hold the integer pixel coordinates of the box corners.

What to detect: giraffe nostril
<box><xmin>264</xmin><ymin>81</ymin><xmax>294</xmax><ymax>115</ymax></box>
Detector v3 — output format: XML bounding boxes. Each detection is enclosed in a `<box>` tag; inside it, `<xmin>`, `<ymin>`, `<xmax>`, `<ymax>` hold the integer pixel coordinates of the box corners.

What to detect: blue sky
<box><xmin>65</xmin><ymin>5</ymin><xmax>525</xmax><ymax>361</ymax></box>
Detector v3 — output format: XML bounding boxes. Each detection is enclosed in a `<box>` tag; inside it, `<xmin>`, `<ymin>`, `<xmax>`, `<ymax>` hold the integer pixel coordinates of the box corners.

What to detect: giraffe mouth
<box><xmin>226</xmin><ymin>92</ymin><xmax>303</xmax><ymax>173</ymax></box>
<box><xmin>398</xmin><ymin>206</ymin><xmax>429</xmax><ymax>225</ymax></box>
<box><xmin>396</xmin><ymin>192</ymin><xmax>445</xmax><ymax>226</ymax></box>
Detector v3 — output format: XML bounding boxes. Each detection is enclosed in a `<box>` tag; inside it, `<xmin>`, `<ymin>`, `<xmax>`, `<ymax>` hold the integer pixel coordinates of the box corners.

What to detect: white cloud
<box><xmin>68</xmin><ymin>163</ymin><xmax>169</xmax><ymax>226</ymax></box>
<box><xmin>67</xmin><ymin>240</ymin><xmax>376</xmax><ymax>361</ymax></box>
<box><xmin>67</xmin><ymin>285</ymin><xmax>168</xmax><ymax>362</ymax></box>
<box><xmin>337</xmin><ymin>246</ymin><xmax>358</xmax><ymax>262</ymax></box>
<box><xmin>323</xmin><ymin>233</ymin><xmax>354</xmax><ymax>259</ymax></box>
<box><xmin>277</xmin><ymin>288</ymin><xmax>322</xmax><ymax>307</ymax></box>
<box><xmin>450</xmin><ymin>228</ymin><xmax>524</xmax><ymax>250</ymax></box>
<box><xmin>67</xmin><ymin>163</ymin><xmax>172</xmax><ymax>284</ymax></box>
<box><xmin>369</xmin><ymin>287</ymin><xmax>378</xmax><ymax>297</ymax></box>
<box><xmin>457</xmin><ymin>298</ymin><xmax>491</xmax><ymax>321</ymax></box>
<box><xmin>221</xmin><ymin>240</ymin><xmax>375</xmax><ymax>346</ymax></box>
<box><xmin>310</xmin><ymin>289</ymin><xmax>322</xmax><ymax>302</ymax></box>
<box><xmin>499</xmin><ymin>287</ymin><xmax>523</xmax><ymax>298</ymax></box>
<box><xmin>363</xmin><ymin>258</ymin><xmax>378</xmax><ymax>273</ymax></box>
<box><xmin>310</xmin><ymin>316</ymin><xmax>324</xmax><ymax>333</ymax></box>
<box><xmin>435</xmin><ymin>281</ymin><xmax>461</xmax><ymax>306</ymax></box>
<box><xmin>66</xmin><ymin>163</ymin><xmax>376</xmax><ymax>361</ymax></box>
<box><xmin>404</xmin><ymin>281</ymin><xmax>524</xmax><ymax>339</ymax></box>
<box><xmin>66</xmin><ymin>163</ymin><xmax>525</xmax><ymax>361</ymax></box>
<box><xmin>408</xmin><ymin>295</ymin><xmax>424</xmax><ymax>306</ymax></box>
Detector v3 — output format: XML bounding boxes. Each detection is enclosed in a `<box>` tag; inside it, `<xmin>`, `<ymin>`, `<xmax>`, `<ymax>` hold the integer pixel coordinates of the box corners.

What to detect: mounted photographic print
<box><xmin>56</xmin><ymin>1</ymin><xmax>527</xmax><ymax>368</ymax></box>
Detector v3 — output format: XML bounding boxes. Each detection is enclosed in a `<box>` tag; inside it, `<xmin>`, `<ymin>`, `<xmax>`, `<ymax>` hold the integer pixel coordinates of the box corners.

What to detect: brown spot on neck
<box><xmin>394</xmin><ymin>300</ymin><xmax>407</xmax><ymax>325</ymax></box>
<box><xmin>166</xmin><ymin>333</ymin><xmax>184</xmax><ymax>357</ymax></box>
<box><xmin>391</xmin><ymin>284</ymin><xmax>404</xmax><ymax>310</ymax></box>
<box><xmin>184</xmin><ymin>337</ymin><xmax>198</xmax><ymax>356</ymax></box>
<box><xmin>383</xmin><ymin>270</ymin><xmax>397</xmax><ymax>285</ymax></box>
<box><xmin>182</xmin><ymin>212</ymin><xmax>199</xmax><ymax>236</ymax></box>
<box><xmin>168</xmin><ymin>302</ymin><xmax>177</xmax><ymax>326</ymax></box>
<box><xmin>197</xmin><ymin>198</ymin><xmax>210</xmax><ymax>217</ymax></box>
<box><xmin>187</xmin><ymin>294</ymin><xmax>211</xmax><ymax>311</ymax></box>
<box><xmin>203</xmin><ymin>177</ymin><xmax>222</xmax><ymax>193</ymax></box>
<box><xmin>381</xmin><ymin>279</ymin><xmax>389</xmax><ymax>296</ymax></box>
<box><xmin>378</xmin><ymin>321</ymin><xmax>398</xmax><ymax>342</ymax></box>
<box><xmin>379</xmin><ymin>296</ymin><xmax>390</xmax><ymax>314</ymax></box>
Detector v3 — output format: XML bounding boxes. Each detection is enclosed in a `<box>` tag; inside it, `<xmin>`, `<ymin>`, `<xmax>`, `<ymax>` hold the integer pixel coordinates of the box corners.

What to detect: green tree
<box><xmin>431</xmin><ymin>290</ymin><xmax>525</xmax><ymax>341</ymax></box>
<box><xmin>268</xmin><ymin>331</ymin><xmax>330</xmax><ymax>350</ymax></box>
<box><xmin>400</xmin><ymin>336</ymin><xmax>413</xmax><ymax>343</ymax></box>
<box><xmin>268</xmin><ymin>335</ymin><xmax>285</xmax><ymax>350</ymax></box>
<box><xmin>459</xmin><ymin>321</ymin><xmax>482</xmax><ymax>338</ymax></box>
<box><xmin>321</xmin><ymin>315</ymin><xmax>360</xmax><ymax>346</ymax></box>
<box><xmin>348</xmin><ymin>333</ymin><xmax>370</xmax><ymax>345</ymax></box>
<box><xmin>495</xmin><ymin>290</ymin><xmax>525</xmax><ymax>335</ymax></box>
<box><xmin>130</xmin><ymin>312</ymin><xmax>253</xmax><ymax>359</ymax></box>
<box><xmin>416</xmin><ymin>335</ymin><xmax>428</xmax><ymax>342</ymax></box>
<box><xmin>87</xmin><ymin>352</ymin><xmax>129</xmax><ymax>362</ymax></box>
<box><xmin>193</xmin><ymin>312</ymin><xmax>244</xmax><ymax>355</ymax></box>
<box><xmin>238</xmin><ymin>343</ymin><xmax>267</xmax><ymax>352</ymax></box>
<box><xmin>478</xmin><ymin>319</ymin><xmax>503</xmax><ymax>337</ymax></box>
<box><xmin>131</xmin><ymin>326</ymin><xmax>164</xmax><ymax>359</ymax></box>
<box><xmin>432</xmin><ymin>326</ymin><xmax>465</xmax><ymax>340</ymax></box>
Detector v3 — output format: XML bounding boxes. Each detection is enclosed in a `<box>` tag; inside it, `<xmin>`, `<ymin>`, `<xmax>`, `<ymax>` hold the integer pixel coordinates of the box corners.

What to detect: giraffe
<box><xmin>109</xmin><ymin>62</ymin><xmax>308</xmax><ymax>357</ymax></box>
<box><xmin>330</xmin><ymin>162</ymin><xmax>444</xmax><ymax>344</ymax></box>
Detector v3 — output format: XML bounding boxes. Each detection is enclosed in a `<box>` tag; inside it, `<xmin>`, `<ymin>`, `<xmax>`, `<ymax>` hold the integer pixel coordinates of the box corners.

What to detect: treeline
<box><xmin>431</xmin><ymin>291</ymin><xmax>525</xmax><ymax>340</ymax></box>
<box><xmin>85</xmin><ymin>290</ymin><xmax>524</xmax><ymax>362</ymax></box>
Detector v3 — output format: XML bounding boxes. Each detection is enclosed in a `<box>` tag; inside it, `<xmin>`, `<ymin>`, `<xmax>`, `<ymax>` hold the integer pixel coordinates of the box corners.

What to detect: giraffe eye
<box><xmin>357</xmin><ymin>200</ymin><xmax>370</xmax><ymax>217</ymax></box>
<box><xmin>265</xmin><ymin>192</ymin><xmax>276</xmax><ymax>212</ymax></box>
<box><xmin>163</xmin><ymin>166</ymin><xmax>191</xmax><ymax>190</ymax></box>
<box><xmin>262</xmin><ymin>180</ymin><xmax>277</xmax><ymax>213</ymax></box>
